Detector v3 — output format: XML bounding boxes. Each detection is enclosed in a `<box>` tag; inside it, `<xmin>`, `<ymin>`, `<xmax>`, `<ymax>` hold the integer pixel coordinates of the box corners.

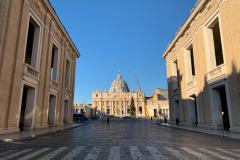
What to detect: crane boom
<box><xmin>134</xmin><ymin>74</ymin><xmax>142</xmax><ymax>92</ymax></box>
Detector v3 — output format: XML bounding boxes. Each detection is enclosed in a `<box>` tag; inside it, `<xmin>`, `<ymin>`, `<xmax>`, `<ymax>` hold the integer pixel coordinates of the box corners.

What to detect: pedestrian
<box><xmin>107</xmin><ymin>116</ymin><xmax>110</xmax><ymax>124</ymax></box>
<box><xmin>176</xmin><ymin>118</ymin><xmax>179</xmax><ymax>126</ymax></box>
<box><xmin>164</xmin><ymin>116</ymin><xmax>167</xmax><ymax>123</ymax></box>
<box><xmin>151</xmin><ymin>117</ymin><xmax>152</xmax><ymax>121</ymax></box>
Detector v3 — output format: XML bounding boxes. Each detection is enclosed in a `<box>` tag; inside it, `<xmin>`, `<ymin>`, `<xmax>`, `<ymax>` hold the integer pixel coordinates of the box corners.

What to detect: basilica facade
<box><xmin>92</xmin><ymin>74</ymin><xmax>169</xmax><ymax>118</ymax></box>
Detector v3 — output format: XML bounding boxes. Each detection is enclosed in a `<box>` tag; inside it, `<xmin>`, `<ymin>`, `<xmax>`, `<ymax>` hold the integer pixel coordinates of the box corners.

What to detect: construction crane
<box><xmin>134</xmin><ymin>74</ymin><xmax>142</xmax><ymax>92</ymax></box>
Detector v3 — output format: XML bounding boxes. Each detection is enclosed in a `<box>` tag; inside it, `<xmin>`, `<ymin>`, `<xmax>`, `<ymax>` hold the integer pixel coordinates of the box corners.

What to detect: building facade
<box><xmin>163</xmin><ymin>0</ymin><xmax>240</xmax><ymax>132</ymax></box>
<box><xmin>92</xmin><ymin>74</ymin><xmax>169</xmax><ymax>119</ymax></box>
<box><xmin>74</xmin><ymin>103</ymin><xmax>93</xmax><ymax>118</ymax></box>
<box><xmin>146</xmin><ymin>89</ymin><xmax>169</xmax><ymax>119</ymax></box>
<box><xmin>0</xmin><ymin>0</ymin><xmax>80</xmax><ymax>134</ymax></box>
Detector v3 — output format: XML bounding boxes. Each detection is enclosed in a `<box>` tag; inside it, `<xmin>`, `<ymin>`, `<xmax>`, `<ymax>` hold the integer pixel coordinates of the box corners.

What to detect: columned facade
<box><xmin>0</xmin><ymin>0</ymin><xmax>80</xmax><ymax>134</ymax></box>
<box><xmin>92</xmin><ymin>74</ymin><xmax>169</xmax><ymax>118</ymax></box>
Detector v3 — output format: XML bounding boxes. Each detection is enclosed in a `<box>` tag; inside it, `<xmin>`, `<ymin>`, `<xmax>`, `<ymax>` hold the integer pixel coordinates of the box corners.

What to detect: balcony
<box><xmin>65</xmin><ymin>88</ymin><xmax>71</xmax><ymax>95</ymax></box>
<box><xmin>23</xmin><ymin>63</ymin><xmax>39</xmax><ymax>80</ymax></box>
<box><xmin>206</xmin><ymin>64</ymin><xmax>227</xmax><ymax>83</ymax></box>
<box><xmin>50</xmin><ymin>80</ymin><xmax>58</xmax><ymax>89</ymax></box>
<box><xmin>186</xmin><ymin>77</ymin><xmax>196</xmax><ymax>94</ymax></box>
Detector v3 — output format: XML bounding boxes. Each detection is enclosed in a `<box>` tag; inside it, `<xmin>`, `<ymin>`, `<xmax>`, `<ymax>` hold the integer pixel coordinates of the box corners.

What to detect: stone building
<box><xmin>92</xmin><ymin>74</ymin><xmax>169</xmax><ymax>118</ymax></box>
<box><xmin>146</xmin><ymin>89</ymin><xmax>169</xmax><ymax>119</ymax></box>
<box><xmin>163</xmin><ymin>0</ymin><xmax>240</xmax><ymax>132</ymax></box>
<box><xmin>74</xmin><ymin>103</ymin><xmax>93</xmax><ymax>118</ymax></box>
<box><xmin>0</xmin><ymin>0</ymin><xmax>80</xmax><ymax>133</ymax></box>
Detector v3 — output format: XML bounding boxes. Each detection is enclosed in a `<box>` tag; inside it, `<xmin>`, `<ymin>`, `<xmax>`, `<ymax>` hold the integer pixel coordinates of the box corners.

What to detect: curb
<box><xmin>158</xmin><ymin>123</ymin><xmax>240</xmax><ymax>140</ymax></box>
<box><xmin>0</xmin><ymin>122</ymin><xmax>88</xmax><ymax>142</ymax></box>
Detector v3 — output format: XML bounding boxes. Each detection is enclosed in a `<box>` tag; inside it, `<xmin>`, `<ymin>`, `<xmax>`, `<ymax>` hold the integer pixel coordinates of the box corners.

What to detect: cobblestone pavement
<box><xmin>0</xmin><ymin>119</ymin><xmax>240</xmax><ymax>160</ymax></box>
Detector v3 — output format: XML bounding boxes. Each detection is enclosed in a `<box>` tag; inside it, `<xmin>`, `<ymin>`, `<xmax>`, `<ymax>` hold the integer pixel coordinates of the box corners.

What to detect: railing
<box><xmin>187</xmin><ymin>77</ymin><xmax>196</xmax><ymax>90</ymax></box>
<box><xmin>65</xmin><ymin>88</ymin><xmax>71</xmax><ymax>95</ymax></box>
<box><xmin>23</xmin><ymin>63</ymin><xmax>39</xmax><ymax>79</ymax></box>
<box><xmin>51</xmin><ymin>80</ymin><xmax>58</xmax><ymax>88</ymax></box>
<box><xmin>207</xmin><ymin>64</ymin><xmax>226</xmax><ymax>82</ymax></box>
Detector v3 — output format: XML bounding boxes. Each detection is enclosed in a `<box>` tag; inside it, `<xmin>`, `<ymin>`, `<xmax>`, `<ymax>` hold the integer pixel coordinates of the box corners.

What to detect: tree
<box><xmin>129</xmin><ymin>97</ymin><xmax>136</xmax><ymax>118</ymax></box>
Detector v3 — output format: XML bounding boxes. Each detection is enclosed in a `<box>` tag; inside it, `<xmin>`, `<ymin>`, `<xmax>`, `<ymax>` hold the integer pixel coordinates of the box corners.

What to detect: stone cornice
<box><xmin>42</xmin><ymin>0</ymin><xmax>80</xmax><ymax>57</ymax></box>
<box><xmin>162</xmin><ymin>0</ymin><xmax>211</xmax><ymax>59</ymax></box>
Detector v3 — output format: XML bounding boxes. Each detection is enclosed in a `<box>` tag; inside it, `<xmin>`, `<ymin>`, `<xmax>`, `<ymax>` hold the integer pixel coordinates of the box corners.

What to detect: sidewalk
<box><xmin>158</xmin><ymin>121</ymin><xmax>240</xmax><ymax>140</ymax></box>
<box><xmin>0</xmin><ymin>123</ymin><xmax>86</xmax><ymax>142</ymax></box>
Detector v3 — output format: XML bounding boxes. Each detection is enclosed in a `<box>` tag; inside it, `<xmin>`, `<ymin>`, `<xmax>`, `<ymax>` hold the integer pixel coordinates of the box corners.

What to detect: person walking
<box><xmin>107</xmin><ymin>116</ymin><xmax>110</xmax><ymax>124</ymax></box>
<box><xmin>176</xmin><ymin>118</ymin><xmax>179</xmax><ymax>126</ymax></box>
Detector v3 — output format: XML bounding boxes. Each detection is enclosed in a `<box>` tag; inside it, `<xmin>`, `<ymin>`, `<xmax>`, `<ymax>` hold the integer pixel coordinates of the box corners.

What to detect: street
<box><xmin>0</xmin><ymin>119</ymin><xmax>240</xmax><ymax>160</ymax></box>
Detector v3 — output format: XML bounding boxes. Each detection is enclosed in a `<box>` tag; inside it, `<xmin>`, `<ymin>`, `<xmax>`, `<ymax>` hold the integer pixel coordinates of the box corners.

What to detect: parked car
<box><xmin>122</xmin><ymin>116</ymin><xmax>131</xmax><ymax>119</ymax></box>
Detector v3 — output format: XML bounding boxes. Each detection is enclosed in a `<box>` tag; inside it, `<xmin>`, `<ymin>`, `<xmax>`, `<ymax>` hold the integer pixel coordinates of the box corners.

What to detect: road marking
<box><xmin>17</xmin><ymin>148</ymin><xmax>51</xmax><ymax>160</ymax></box>
<box><xmin>108</xmin><ymin>146</ymin><xmax>120</xmax><ymax>160</ymax></box>
<box><xmin>215</xmin><ymin>148</ymin><xmax>240</xmax><ymax>158</ymax></box>
<box><xmin>147</xmin><ymin>146</ymin><xmax>168</xmax><ymax>160</ymax></box>
<box><xmin>182</xmin><ymin>147</ymin><xmax>213</xmax><ymax>160</ymax></box>
<box><xmin>130</xmin><ymin>146</ymin><xmax>145</xmax><ymax>160</ymax></box>
<box><xmin>197</xmin><ymin>148</ymin><xmax>234</xmax><ymax>160</ymax></box>
<box><xmin>38</xmin><ymin>147</ymin><xmax>67</xmax><ymax>160</ymax></box>
<box><xmin>84</xmin><ymin>146</ymin><xmax>102</xmax><ymax>160</ymax></box>
<box><xmin>1</xmin><ymin>149</ymin><xmax>32</xmax><ymax>160</ymax></box>
<box><xmin>61</xmin><ymin>146</ymin><xmax>85</xmax><ymax>160</ymax></box>
<box><xmin>164</xmin><ymin>147</ymin><xmax>189</xmax><ymax>160</ymax></box>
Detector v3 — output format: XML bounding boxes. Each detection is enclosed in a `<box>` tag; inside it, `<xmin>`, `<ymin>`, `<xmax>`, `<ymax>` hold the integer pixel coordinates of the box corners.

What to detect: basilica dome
<box><xmin>109</xmin><ymin>74</ymin><xmax>129</xmax><ymax>93</ymax></box>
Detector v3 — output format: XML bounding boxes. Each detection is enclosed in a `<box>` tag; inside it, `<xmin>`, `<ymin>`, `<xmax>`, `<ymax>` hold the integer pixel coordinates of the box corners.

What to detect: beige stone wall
<box><xmin>164</xmin><ymin>0</ymin><xmax>240</xmax><ymax>132</ymax></box>
<box><xmin>145</xmin><ymin>89</ymin><xmax>169</xmax><ymax>119</ymax></box>
<box><xmin>0</xmin><ymin>0</ymin><xmax>79</xmax><ymax>133</ymax></box>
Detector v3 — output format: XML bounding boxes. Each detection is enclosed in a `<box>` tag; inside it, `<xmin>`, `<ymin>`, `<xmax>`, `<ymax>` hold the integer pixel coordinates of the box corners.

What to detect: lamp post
<box><xmin>222</xmin><ymin>111</ymin><xmax>224</xmax><ymax>137</ymax></box>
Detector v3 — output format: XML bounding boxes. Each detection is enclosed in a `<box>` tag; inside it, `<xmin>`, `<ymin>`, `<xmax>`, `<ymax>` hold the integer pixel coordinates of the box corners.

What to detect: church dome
<box><xmin>109</xmin><ymin>74</ymin><xmax>129</xmax><ymax>93</ymax></box>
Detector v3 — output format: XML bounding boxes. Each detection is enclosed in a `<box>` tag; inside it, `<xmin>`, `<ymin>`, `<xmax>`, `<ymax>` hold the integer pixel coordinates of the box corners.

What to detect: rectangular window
<box><xmin>189</xmin><ymin>45</ymin><xmax>195</xmax><ymax>76</ymax></box>
<box><xmin>205</xmin><ymin>18</ymin><xmax>224</xmax><ymax>69</ymax></box>
<box><xmin>65</xmin><ymin>59</ymin><xmax>71</xmax><ymax>88</ymax></box>
<box><xmin>50</xmin><ymin>44</ymin><xmax>59</xmax><ymax>81</ymax></box>
<box><xmin>172</xmin><ymin>60</ymin><xmax>179</xmax><ymax>89</ymax></box>
<box><xmin>186</xmin><ymin>44</ymin><xmax>196</xmax><ymax>81</ymax></box>
<box><xmin>212</xmin><ymin>20</ymin><xmax>224</xmax><ymax>66</ymax></box>
<box><xmin>25</xmin><ymin>17</ymin><xmax>40</xmax><ymax>68</ymax></box>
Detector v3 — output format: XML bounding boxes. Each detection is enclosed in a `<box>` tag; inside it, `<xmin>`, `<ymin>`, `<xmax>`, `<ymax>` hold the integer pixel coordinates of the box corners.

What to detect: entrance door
<box><xmin>48</xmin><ymin>95</ymin><xmax>56</xmax><ymax>127</ymax></box>
<box><xmin>219</xmin><ymin>87</ymin><xmax>230</xmax><ymax>130</ymax></box>
<box><xmin>188</xmin><ymin>95</ymin><xmax>198</xmax><ymax>126</ymax></box>
<box><xmin>174</xmin><ymin>100</ymin><xmax>180</xmax><ymax>121</ymax></box>
<box><xmin>154</xmin><ymin>109</ymin><xmax>157</xmax><ymax>117</ymax></box>
<box><xmin>212</xmin><ymin>85</ymin><xmax>230</xmax><ymax>131</ymax></box>
<box><xmin>19</xmin><ymin>85</ymin><xmax>36</xmax><ymax>131</ymax></box>
<box><xmin>63</xmin><ymin>100</ymin><xmax>69</xmax><ymax>124</ymax></box>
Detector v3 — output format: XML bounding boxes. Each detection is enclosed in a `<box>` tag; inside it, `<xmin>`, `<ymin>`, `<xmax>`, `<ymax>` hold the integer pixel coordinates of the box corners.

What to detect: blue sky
<box><xmin>50</xmin><ymin>0</ymin><xmax>197</xmax><ymax>103</ymax></box>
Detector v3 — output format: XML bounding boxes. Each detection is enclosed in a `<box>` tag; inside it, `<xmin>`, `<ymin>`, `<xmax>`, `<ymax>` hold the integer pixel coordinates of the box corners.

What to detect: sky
<box><xmin>50</xmin><ymin>0</ymin><xmax>197</xmax><ymax>103</ymax></box>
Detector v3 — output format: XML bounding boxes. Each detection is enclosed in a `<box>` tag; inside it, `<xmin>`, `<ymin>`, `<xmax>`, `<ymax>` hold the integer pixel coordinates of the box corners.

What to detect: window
<box><xmin>172</xmin><ymin>60</ymin><xmax>180</xmax><ymax>89</ymax></box>
<box><xmin>65</xmin><ymin>59</ymin><xmax>71</xmax><ymax>88</ymax></box>
<box><xmin>212</xmin><ymin>20</ymin><xmax>224</xmax><ymax>66</ymax></box>
<box><xmin>50</xmin><ymin>44</ymin><xmax>59</xmax><ymax>81</ymax></box>
<box><xmin>186</xmin><ymin>45</ymin><xmax>195</xmax><ymax>77</ymax></box>
<box><xmin>25</xmin><ymin>17</ymin><xmax>40</xmax><ymax>68</ymax></box>
<box><xmin>139</xmin><ymin>107</ymin><xmax>142</xmax><ymax>114</ymax></box>
<box><xmin>205</xmin><ymin>18</ymin><xmax>224</xmax><ymax>69</ymax></box>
